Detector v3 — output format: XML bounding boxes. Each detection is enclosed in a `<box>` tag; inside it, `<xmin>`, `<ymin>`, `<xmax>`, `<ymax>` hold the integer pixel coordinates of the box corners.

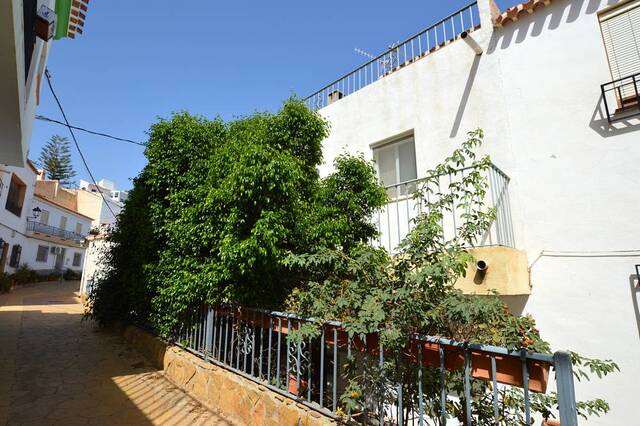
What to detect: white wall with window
<box><xmin>313</xmin><ymin>0</ymin><xmax>640</xmax><ymax>423</ymax></box>
<box><xmin>0</xmin><ymin>163</ymin><xmax>37</xmax><ymax>274</ymax></box>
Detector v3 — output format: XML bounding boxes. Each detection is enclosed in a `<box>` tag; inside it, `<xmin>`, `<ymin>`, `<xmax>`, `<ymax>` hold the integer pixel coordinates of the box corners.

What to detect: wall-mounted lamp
<box><xmin>31</xmin><ymin>206</ymin><xmax>42</xmax><ymax>220</ymax></box>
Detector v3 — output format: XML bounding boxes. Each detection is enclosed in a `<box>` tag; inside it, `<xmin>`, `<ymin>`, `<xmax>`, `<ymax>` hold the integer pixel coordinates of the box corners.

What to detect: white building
<box><xmin>77</xmin><ymin>178</ymin><xmax>128</xmax><ymax>299</ymax></box>
<box><xmin>306</xmin><ymin>0</ymin><xmax>639</xmax><ymax>423</ymax></box>
<box><xmin>0</xmin><ymin>0</ymin><xmax>90</xmax><ymax>167</ymax></box>
<box><xmin>78</xmin><ymin>178</ymin><xmax>127</xmax><ymax>227</ymax></box>
<box><xmin>0</xmin><ymin>162</ymin><xmax>90</xmax><ymax>275</ymax></box>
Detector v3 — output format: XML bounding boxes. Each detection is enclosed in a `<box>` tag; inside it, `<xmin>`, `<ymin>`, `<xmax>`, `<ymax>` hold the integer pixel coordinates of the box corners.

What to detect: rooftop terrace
<box><xmin>304</xmin><ymin>1</ymin><xmax>481</xmax><ymax>111</ymax></box>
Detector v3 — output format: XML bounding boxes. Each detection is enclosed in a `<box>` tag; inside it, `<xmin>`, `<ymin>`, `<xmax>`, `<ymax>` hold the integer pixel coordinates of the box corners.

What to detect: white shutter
<box><xmin>600</xmin><ymin>1</ymin><xmax>640</xmax><ymax>98</ymax></box>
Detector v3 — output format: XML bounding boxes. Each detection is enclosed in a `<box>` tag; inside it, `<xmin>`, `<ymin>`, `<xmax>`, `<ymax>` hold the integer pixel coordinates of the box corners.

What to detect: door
<box><xmin>54</xmin><ymin>248</ymin><xmax>66</xmax><ymax>272</ymax></box>
<box><xmin>0</xmin><ymin>243</ymin><xmax>8</xmax><ymax>274</ymax></box>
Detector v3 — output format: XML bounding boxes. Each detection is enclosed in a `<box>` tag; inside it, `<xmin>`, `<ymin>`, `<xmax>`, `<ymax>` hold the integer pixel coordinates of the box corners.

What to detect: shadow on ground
<box><xmin>0</xmin><ymin>281</ymin><xmax>230</xmax><ymax>425</ymax></box>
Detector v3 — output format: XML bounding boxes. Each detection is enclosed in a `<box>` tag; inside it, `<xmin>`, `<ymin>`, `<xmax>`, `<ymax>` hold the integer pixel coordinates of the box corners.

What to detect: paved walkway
<box><xmin>0</xmin><ymin>281</ymin><xmax>232</xmax><ymax>425</ymax></box>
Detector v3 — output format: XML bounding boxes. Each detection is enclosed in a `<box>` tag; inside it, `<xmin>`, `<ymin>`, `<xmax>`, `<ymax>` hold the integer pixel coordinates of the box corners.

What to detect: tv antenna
<box><xmin>354</xmin><ymin>41</ymin><xmax>400</xmax><ymax>76</ymax></box>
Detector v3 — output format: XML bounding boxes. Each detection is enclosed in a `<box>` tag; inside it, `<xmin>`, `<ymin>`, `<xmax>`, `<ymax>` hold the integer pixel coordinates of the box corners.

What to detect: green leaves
<box><xmin>37</xmin><ymin>135</ymin><xmax>76</xmax><ymax>187</ymax></box>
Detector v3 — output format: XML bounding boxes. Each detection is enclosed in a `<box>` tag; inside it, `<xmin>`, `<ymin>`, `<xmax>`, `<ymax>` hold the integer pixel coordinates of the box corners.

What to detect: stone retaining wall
<box><xmin>122</xmin><ymin>325</ymin><xmax>336</xmax><ymax>426</ymax></box>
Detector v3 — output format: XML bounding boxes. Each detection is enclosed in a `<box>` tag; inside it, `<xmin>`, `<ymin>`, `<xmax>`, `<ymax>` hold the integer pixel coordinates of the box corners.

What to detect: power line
<box><xmin>43</xmin><ymin>69</ymin><xmax>119</xmax><ymax>220</ymax></box>
<box><xmin>35</xmin><ymin>114</ymin><xmax>146</xmax><ymax>146</ymax></box>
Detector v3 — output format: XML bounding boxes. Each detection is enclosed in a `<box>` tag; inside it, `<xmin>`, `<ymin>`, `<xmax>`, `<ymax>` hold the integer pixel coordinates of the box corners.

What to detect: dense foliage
<box><xmin>37</xmin><ymin>135</ymin><xmax>76</xmax><ymax>187</ymax></box>
<box><xmin>285</xmin><ymin>130</ymin><xmax>618</xmax><ymax>424</ymax></box>
<box><xmin>87</xmin><ymin>104</ymin><xmax>617</xmax><ymax>425</ymax></box>
<box><xmin>88</xmin><ymin>100</ymin><xmax>386</xmax><ymax>335</ymax></box>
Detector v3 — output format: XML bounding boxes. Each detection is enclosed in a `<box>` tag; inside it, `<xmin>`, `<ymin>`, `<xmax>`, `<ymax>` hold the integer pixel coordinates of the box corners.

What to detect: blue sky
<box><xmin>31</xmin><ymin>0</ymin><xmax>520</xmax><ymax>190</ymax></box>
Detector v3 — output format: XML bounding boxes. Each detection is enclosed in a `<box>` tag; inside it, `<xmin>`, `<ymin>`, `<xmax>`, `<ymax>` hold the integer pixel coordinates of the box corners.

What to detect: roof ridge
<box><xmin>493</xmin><ymin>0</ymin><xmax>554</xmax><ymax>27</ymax></box>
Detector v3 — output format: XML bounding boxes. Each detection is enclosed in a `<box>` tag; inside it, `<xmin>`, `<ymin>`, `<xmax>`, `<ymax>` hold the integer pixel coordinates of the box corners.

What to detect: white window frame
<box><xmin>372</xmin><ymin>135</ymin><xmax>418</xmax><ymax>198</ymax></box>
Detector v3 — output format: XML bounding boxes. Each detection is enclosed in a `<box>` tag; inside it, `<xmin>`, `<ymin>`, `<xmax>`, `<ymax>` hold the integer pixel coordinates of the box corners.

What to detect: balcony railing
<box><xmin>374</xmin><ymin>162</ymin><xmax>514</xmax><ymax>253</ymax></box>
<box><xmin>304</xmin><ymin>1</ymin><xmax>480</xmax><ymax>111</ymax></box>
<box><xmin>601</xmin><ymin>71</ymin><xmax>640</xmax><ymax>123</ymax></box>
<box><xmin>27</xmin><ymin>220</ymin><xmax>85</xmax><ymax>242</ymax></box>
<box><xmin>174</xmin><ymin>305</ymin><xmax>579</xmax><ymax>425</ymax></box>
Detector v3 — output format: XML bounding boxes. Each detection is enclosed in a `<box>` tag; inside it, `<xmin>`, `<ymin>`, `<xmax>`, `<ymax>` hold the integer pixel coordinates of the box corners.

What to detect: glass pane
<box><xmin>398</xmin><ymin>139</ymin><xmax>417</xmax><ymax>183</ymax></box>
<box><xmin>375</xmin><ymin>145</ymin><xmax>397</xmax><ymax>187</ymax></box>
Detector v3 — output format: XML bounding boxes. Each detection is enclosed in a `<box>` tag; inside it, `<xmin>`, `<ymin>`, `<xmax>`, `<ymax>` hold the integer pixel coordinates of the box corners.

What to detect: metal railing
<box><xmin>601</xmin><ymin>71</ymin><xmax>640</xmax><ymax>122</ymax></box>
<box><xmin>27</xmin><ymin>220</ymin><xmax>84</xmax><ymax>242</ymax></box>
<box><xmin>174</xmin><ymin>305</ymin><xmax>578</xmax><ymax>425</ymax></box>
<box><xmin>375</xmin><ymin>163</ymin><xmax>515</xmax><ymax>253</ymax></box>
<box><xmin>304</xmin><ymin>2</ymin><xmax>480</xmax><ymax>111</ymax></box>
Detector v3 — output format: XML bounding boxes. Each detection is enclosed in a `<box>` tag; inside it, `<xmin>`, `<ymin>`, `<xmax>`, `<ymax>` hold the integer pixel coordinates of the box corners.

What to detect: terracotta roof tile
<box><xmin>493</xmin><ymin>0</ymin><xmax>553</xmax><ymax>27</ymax></box>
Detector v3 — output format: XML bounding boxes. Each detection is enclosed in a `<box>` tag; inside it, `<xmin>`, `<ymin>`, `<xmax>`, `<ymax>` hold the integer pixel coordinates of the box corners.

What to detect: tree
<box><xmin>285</xmin><ymin>129</ymin><xmax>618</xmax><ymax>424</ymax></box>
<box><xmin>38</xmin><ymin>135</ymin><xmax>76</xmax><ymax>187</ymax></box>
<box><xmin>86</xmin><ymin>99</ymin><xmax>387</xmax><ymax>336</ymax></box>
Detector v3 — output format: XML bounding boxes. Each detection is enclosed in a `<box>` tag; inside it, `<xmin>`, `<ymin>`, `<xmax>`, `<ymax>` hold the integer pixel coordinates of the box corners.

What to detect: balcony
<box><xmin>304</xmin><ymin>1</ymin><xmax>480</xmax><ymax>111</ymax></box>
<box><xmin>373</xmin><ymin>162</ymin><xmax>514</xmax><ymax>253</ymax></box>
<box><xmin>601</xmin><ymin>71</ymin><xmax>640</xmax><ymax>123</ymax></box>
<box><xmin>27</xmin><ymin>220</ymin><xmax>85</xmax><ymax>242</ymax></box>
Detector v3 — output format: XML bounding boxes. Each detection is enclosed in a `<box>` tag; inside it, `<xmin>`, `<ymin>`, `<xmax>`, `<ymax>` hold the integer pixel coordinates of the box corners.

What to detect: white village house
<box><xmin>1</xmin><ymin>0</ymin><xmax>91</xmax><ymax>167</ymax></box>
<box><xmin>307</xmin><ymin>0</ymin><xmax>640</xmax><ymax>424</ymax></box>
<box><xmin>0</xmin><ymin>162</ymin><xmax>90</xmax><ymax>275</ymax></box>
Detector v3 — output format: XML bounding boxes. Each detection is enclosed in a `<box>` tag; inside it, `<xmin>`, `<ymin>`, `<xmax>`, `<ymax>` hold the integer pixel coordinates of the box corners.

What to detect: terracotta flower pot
<box><xmin>287</xmin><ymin>373</ymin><xmax>308</xmax><ymax>396</ymax></box>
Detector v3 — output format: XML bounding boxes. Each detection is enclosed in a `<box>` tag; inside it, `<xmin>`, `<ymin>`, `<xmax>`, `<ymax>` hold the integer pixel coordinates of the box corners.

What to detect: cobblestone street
<box><xmin>0</xmin><ymin>281</ymin><xmax>232</xmax><ymax>425</ymax></box>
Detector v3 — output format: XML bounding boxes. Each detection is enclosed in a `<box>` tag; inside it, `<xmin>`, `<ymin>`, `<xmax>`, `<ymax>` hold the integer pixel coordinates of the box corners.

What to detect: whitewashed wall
<box><xmin>0</xmin><ymin>164</ymin><xmax>37</xmax><ymax>273</ymax></box>
<box><xmin>315</xmin><ymin>0</ymin><xmax>640</xmax><ymax>423</ymax></box>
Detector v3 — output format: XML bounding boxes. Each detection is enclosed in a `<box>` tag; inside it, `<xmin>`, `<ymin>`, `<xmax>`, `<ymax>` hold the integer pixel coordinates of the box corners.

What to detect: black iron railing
<box><xmin>174</xmin><ymin>305</ymin><xmax>579</xmax><ymax>425</ymax></box>
<box><xmin>27</xmin><ymin>220</ymin><xmax>84</xmax><ymax>242</ymax></box>
<box><xmin>601</xmin><ymin>72</ymin><xmax>640</xmax><ymax>123</ymax></box>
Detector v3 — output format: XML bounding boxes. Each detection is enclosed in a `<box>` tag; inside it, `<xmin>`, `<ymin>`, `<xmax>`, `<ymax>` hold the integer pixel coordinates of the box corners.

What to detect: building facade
<box><xmin>306</xmin><ymin>0</ymin><xmax>640</xmax><ymax>423</ymax></box>
<box><xmin>0</xmin><ymin>0</ymin><xmax>90</xmax><ymax>167</ymax></box>
<box><xmin>0</xmin><ymin>162</ymin><xmax>90</xmax><ymax>275</ymax></box>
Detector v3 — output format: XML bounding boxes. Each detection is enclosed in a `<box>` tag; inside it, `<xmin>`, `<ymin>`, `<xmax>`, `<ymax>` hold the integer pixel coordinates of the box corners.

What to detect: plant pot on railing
<box><xmin>407</xmin><ymin>340</ymin><xmax>551</xmax><ymax>393</ymax></box>
<box><xmin>287</xmin><ymin>373</ymin><xmax>308</xmax><ymax>396</ymax></box>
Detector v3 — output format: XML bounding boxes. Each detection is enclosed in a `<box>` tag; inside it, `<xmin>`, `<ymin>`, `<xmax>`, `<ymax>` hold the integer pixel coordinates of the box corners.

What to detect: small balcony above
<box><xmin>373</xmin><ymin>162</ymin><xmax>515</xmax><ymax>253</ymax></box>
<box><xmin>601</xmin><ymin>71</ymin><xmax>640</xmax><ymax>123</ymax></box>
<box><xmin>27</xmin><ymin>220</ymin><xmax>85</xmax><ymax>244</ymax></box>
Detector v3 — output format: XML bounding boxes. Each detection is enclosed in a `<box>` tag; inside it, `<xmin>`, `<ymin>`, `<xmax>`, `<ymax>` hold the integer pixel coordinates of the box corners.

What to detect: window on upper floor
<box><xmin>5</xmin><ymin>174</ymin><xmax>27</xmax><ymax>218</ymax></box>
<box><xmin>373</xmin><ymin>135</ymin><xmax>417</xmax><ymax>197</ymax></box>
<box><xmin>59</xmin><ymin>216</ymin><xmax>67</xmax><ymax>230</ymax></box>
<box><xmin>599</xmin><ymin>0</ymin><xmax>640</xmax><ymax>119</ymax></box>
<box><xmin>36</xmin><ymin>245</ymin><xmax>49</xmax><ymax>262</ymax></box>
<box><xmin>600</xmin><ymin>1</ymin><xmax>640</xmax><ymax>83</ymax></box>
<box><xmin>72</xmin><ymin>253</ymin><xmax>82</xmax><ymax>267</ymax></box>
<box><xmin>40</xmin><ymin>209</ymin><xmax>49</xmax><ymax>225</ymax></box>
<box><xmin>75</xmin><ymin>223</ymin><xmax>82</xmax><ymax>235</ymax></box>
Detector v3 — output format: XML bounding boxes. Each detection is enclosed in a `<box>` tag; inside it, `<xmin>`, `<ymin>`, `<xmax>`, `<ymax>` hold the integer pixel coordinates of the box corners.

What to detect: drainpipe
<box><xmin>461</xmin><ymin>32</ymin><xmax>483</xmax><ymax>55</ymax></box>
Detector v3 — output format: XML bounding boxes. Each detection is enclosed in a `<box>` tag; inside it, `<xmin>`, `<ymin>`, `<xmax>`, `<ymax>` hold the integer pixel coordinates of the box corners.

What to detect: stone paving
<box><xmin>0</xmin><ymin>281</ymin><xmax>233</xmax><ymax>425</ymax></box>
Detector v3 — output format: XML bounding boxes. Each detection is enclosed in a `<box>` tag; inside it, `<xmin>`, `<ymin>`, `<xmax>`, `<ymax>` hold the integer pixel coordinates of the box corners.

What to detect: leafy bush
<box><xmin>285</xmin><ymin>130</ymin><xmax>618</xmax><ymax>424</ymax></box>
<box><xmin>0</xmin><ymin>273</ymin><xmax>11</xmax><ymax>293</ymax></box>
<box><xmin>63</xmin><ymin>268</ymin><xmax>81</xmax><ymax>281</ymax></box>
<box><xmin>11</xmin><ymin>264</ymin><xmax>40</xmax><ymax>285</ymax></box>
<box><xmin>87</xmin><ymin>100</ymin><xmax>387</xmax><ymax>335</ymax></box>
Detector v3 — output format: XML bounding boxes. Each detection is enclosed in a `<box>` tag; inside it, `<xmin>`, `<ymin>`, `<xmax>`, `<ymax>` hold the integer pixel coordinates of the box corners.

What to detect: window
<box><xmin>75</xmin><ymin>223</ymin><xmax>82</xmax><ymax>235</ymax></box>
<box><xmin>9</xmin><ymin>245</ymin><xmax>22</xmax><ymax>268</ymax></box>
<box><xmin>36</xmin><ymin>245</ymin><xmax>49</xmax><ymax>262</ymax></box>
<box><xmin>373</xmin><ymin>136</ymin><xmax>417</xmax><ymax>197</ymax></box>
<box><xmin>72</xmin><ymin>253</ymin><xmax>82</xmax><ymax>267</ymax></box>
<box><xmin>39</xmin><ymin>209</ymin><xmax>49</xmax><ymax>225</ymax></box>
<box><xmin>5</xmin><ymin>174</ymin><xmax>27</xmax><ymax>217</ymax></box>
<box><xmin>59</xmin><ymin>216</ymin><xmax>67</xmax><ymax>230</ymax></box>
<box><xmin>599</xmin><ymin>1</ymin><xmax>640</xmax><ymax>96</ymax></box>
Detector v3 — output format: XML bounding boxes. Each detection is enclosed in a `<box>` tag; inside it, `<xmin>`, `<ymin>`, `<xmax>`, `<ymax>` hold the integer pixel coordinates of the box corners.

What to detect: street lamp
<box><xmin>31</xmin><ymin>206</ymin><xmax>42</xmax><ymax>220</ymax></box>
